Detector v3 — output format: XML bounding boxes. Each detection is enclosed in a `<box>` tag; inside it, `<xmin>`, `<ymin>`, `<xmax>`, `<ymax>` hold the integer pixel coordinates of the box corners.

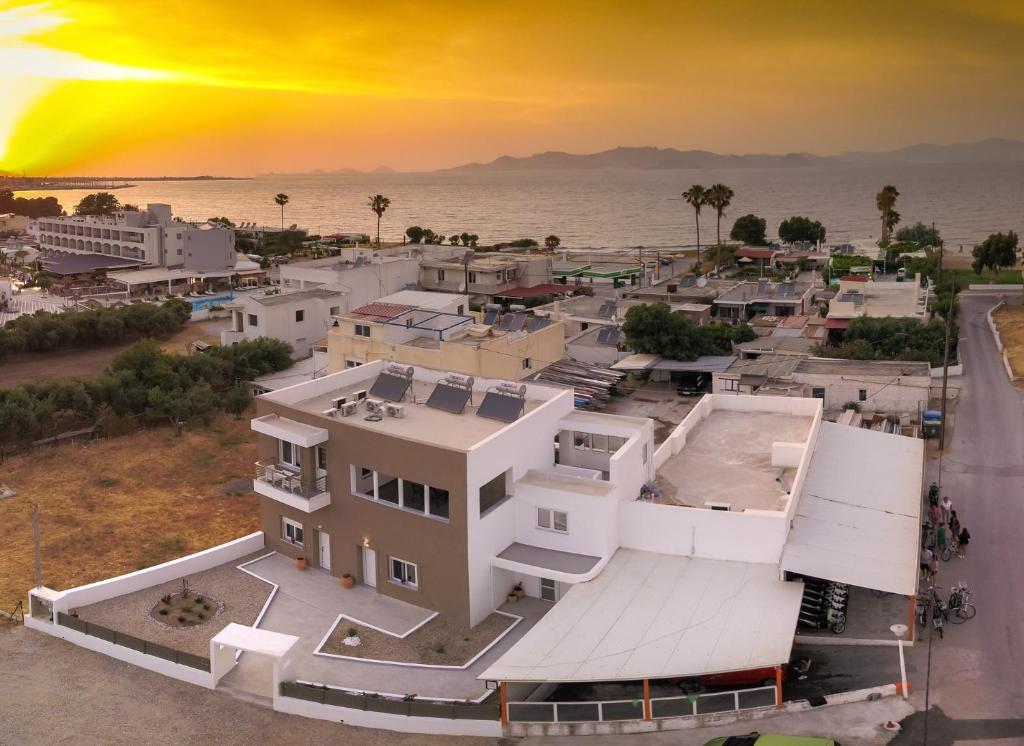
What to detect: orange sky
<box><xmin>2</xmin><ymin>0</ymin><xmax>1024</xmax><ymax>175</ymax></box>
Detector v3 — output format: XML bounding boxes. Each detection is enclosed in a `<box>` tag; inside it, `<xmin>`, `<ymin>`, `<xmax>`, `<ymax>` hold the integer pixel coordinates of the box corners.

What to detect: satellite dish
<box><xmin>696</xmin><ymin>277</ymin><xmax>708</xmax><ymax>288</ymax></box>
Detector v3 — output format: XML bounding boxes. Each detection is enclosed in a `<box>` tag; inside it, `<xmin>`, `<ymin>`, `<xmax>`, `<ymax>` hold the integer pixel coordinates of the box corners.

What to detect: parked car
<box><xmin>703</xmin><ymin>733</ymin><xmax>841</xmax><ymax>746</ymax></box>
<box><xmin>676</xmin><ymin>373</ymin><xmax>709</xmax><ymax>396</ymax></box>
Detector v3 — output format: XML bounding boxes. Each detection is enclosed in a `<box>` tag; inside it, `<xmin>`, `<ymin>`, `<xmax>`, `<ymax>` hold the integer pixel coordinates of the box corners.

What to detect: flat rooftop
<box><xmin>656</xmin><ymin>409</ymin><xmax>813</xmax><ymax>511</ymax></box>
<box><xmin>794</xmin><ymin>358</ymin><xmax>932</xmax><ymax>377</ymax></box>
<box><xmin>267</xmin><ymin>364</ymin><xmax>566</xmax><ymax>451</ymax></box>
<box><xmin>246</xmin><ymin>287</ymin><xmax>342</xmax><ymax>306</ymax></box>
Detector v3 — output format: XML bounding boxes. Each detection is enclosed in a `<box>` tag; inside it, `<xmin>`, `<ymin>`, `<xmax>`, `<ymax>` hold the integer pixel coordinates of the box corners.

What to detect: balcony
<box><xmin>253</xmin><ymin>460</ymin><xmax>330</xmax><ymax>512</ymax></box>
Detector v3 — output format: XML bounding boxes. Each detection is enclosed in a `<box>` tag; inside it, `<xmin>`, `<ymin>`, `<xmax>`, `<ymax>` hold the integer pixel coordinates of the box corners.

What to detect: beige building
<box><xmin>327</xmin><ymin>291</ymin><xmax>565</xmax><ymax>380</ymax></box>
<box><xmin>0</xmin><ymin>213</ymin><xmax>30</xmax><ymax>233</ymax></box>
<box><xmin>419</xmin><ymin>253</ymin><xmax>552</xmax><ymax>299</ymax></box>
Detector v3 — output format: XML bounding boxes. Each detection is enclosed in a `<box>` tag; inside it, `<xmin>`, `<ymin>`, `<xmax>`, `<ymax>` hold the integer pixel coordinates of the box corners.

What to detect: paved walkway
<box><xmin>235</xmin><ymin>553</ymin><xmax>552</xmax><ymax>700</ymax></box>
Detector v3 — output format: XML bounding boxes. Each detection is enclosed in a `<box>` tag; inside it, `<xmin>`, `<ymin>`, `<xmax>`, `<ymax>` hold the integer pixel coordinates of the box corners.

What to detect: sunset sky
<box><xmin>2</xmin><ymin>0</ymin><xmax>1024</xmax><ymax>175</ymax></box>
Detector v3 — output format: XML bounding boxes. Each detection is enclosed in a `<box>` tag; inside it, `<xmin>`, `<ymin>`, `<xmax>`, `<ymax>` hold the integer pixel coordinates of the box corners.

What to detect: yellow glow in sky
<box><xmin>3</xmin><ymin>0</ymin><xmax>1024</xmax><ymax>174</ymax></box>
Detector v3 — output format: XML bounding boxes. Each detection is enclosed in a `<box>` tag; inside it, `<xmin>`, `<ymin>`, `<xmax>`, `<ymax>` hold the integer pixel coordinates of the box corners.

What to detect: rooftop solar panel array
<box><xmin>596</xmin><ymin>327</ymin><xmax>621</xmax><ymax>345</ymax></box>
<box><xmin>426</xmin><ymin>382</ymin><xmax>473</xmax><ymax>414</ymax></box>
<box><xmin>482</xmin><ymin>309</ymin><xmax>499</xmax><ymax>325</ymax></box>
<box><xmin>526</xmin><ymin>317</ymin><xmax>551</xmax><ymax>332</ymax></box>
<box><xmin>368</xmin><ymin>372</ymin><xmax>413</xmax><ymax>402</ymax></box>
<box><xmin>476</xmin><ymin>391</ymin><xmax>525</xmax><ymax>423</ymax></box>
<box><xmin>597</xmin><ymin>301</ymin><xmax>617</xmax><ymax>318</ymax></box>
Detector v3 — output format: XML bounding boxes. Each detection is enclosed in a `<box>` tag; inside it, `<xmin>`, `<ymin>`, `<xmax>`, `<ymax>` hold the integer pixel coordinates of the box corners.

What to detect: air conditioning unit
<box><xmin>704</xmin><ymin>501</ymin><xmax>732</xmax><ymax>512</ymax></box>
<box><xmin>339</xmin><ymin>401</ymin><xmax>359</xmax><ymax>417</ymax></box>
<box><xmin>333</xmin><ymin>396</ymin><xmax>347</xmax><ymax>409</ymax></box>
<box><xmin>351</xmin><ymin>389</ymin><xmax>368</xmax><ymax>401</ymax></box>
<box><xmin>320</xmin><ymin>407</ymin><xmax>337</xmax><ymax>417</ymax></box>
<box><xmin>365</xmin><ymin>398</ymin><xmax>385</xmax><ymax>415</ymax></box>
<box><xmin>385</xmin><ymin>403</ymin><xmax>405</xmax><ymax>418</ymax></box>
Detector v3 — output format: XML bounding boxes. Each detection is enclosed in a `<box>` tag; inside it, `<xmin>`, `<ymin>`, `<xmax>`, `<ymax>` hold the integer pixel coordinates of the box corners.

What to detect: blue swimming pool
<box><xmin>188</xmin><ymin>293</ymin><xmax>234</xmax><ymax>311</ymax></box>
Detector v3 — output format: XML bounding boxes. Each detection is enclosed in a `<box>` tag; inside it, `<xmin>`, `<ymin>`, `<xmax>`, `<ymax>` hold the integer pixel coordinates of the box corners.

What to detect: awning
<box><xmin>480</xmin><ymin>550</ymin><xmax>803</xmax><ymax>683</ymax></box>
<box><xmin>251</xmin><ymin>414</ymin><xmax>328</xmax><ymax>447</ymax></box>
<box><xmin>496</xmin><ymin>284</ymin><xmax>572</xmax><ymax>299</ymax></box>
<box><xmin>824</xmin><ymin>318</ymin><xmax>850</xmax><ymax>330</ymax></box>
<box><xmin>212</xmin><ymin>622</ymin><xmax>299</xmax><ymax>657</ymax></box>
<box><xmin>610</xmin><ymin>353</ymin><xmax>660</xmax><ymax>371</ymax></box>
<box><xmin>781</xmin><ymin>422</ymin><xmax>923</xmax><ymax>595</ymax></box>
<box><xmin>610</xmin><ymin>354</ymin><xmax>736</xmax><ymax>373</ymax></box>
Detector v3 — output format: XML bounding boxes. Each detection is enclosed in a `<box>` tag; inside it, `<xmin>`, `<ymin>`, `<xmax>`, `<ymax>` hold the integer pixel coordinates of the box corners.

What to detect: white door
<box><xmin>318</xmin><ymin>531</ymin><xmax>331</xmax><ymax>572</ymax></box>
<box><xmin>540</xmin><ymin>577</ymin><xmax>558</xmax><ymax>602</ymax></box>
<box><xmin>362</xmin><ymin>547</ymin><xmax>377</xmax><ymax>588</ymax></box>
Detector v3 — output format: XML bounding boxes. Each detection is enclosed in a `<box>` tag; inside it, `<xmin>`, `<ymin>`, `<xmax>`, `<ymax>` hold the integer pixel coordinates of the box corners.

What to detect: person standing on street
<box><xmin>941</xmin><ymin>495</ymin><xmax>953</xmax><ymax>524</ymax></box>
<box><xmin>958</xmin><ymin>526</ymin><xmax>971</xmax><ymax>558</ymax></box>
<box><xmin>936</xmin><ymin>522</ymin><xmax>948</xmax><ymax>556</ymax></box>
<box><xmin>921</xmin><ymin>546</ymin><xmax>933</xmax><ymax>579</ymax></box>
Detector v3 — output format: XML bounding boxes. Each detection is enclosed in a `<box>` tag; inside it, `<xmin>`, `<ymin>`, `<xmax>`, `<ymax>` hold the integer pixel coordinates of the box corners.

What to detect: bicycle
<box><xmin>947</xmin><ymin>582</ymin><xmax>976</xmax><ymax>623</ymax></box>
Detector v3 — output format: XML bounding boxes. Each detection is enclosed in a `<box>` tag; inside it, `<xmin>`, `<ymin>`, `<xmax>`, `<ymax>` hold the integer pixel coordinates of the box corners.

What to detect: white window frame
<box><xmin>281</xmin><ymin>516</ymin><xmax>304</xmax><ymax>546</ymax></box>
<box><xmin>722</xmin><ymin>377</ymin><xmax>739</xmax><ymax>392</ymax></box>
<box><xmin>436</xmin><ymin>269</ymin><xmax>445</xmax><ymax>282</ymax></box>
<box><xmin>537</xmin><ymin>507</ymin><xmax>568</xmax><ymax>533</ymax></box>
<box><xmin>522</xmin><ymin>357</ymin><xmax>531</xmax><ymax>370</ymax></box>
<box><xmin>349</xmin><ymin>467</ymin><xmax>447</xmax><ymax>522</ymax></box>
<box><xmin>540</xmin><ymin>577</ymin><xmax>558</xmax><ymax>602</ymax></box>
<box><xmin>345</xmin><ymin>358</ymin><xmax>362</xmax><ymax>368</ymax></box>
<box><xmin>279</xmin><ymin>440</ymin><xmax>300</xmax><ymax>470</ymax></box>
<box><xmin>354</xmin><ymin>323</ymin><xmax>371</xmax><ymax>338</ymax></box>
<box><xmin>389</xmin><ymin>557</ymin><xmax>418</xmax><ymax>588</ymax></box>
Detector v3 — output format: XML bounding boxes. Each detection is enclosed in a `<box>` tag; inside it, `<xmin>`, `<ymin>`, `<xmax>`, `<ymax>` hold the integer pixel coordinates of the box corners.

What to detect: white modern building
<box><xmin>222</xmin><ymin>287</ymin><xmax>346</xmax><ymax>358</ymax></box>
<box><xmin>29</xmin><ymin>204</ymin><xmax>235</xmax><ymax>270</ymax></box>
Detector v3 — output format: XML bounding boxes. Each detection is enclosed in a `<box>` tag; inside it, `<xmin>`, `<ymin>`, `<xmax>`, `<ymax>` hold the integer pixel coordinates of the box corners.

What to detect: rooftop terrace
<box><xmin>655</xmin><ymin>398</ymin><xmax>817</xmax><ymax>512</ymax></box>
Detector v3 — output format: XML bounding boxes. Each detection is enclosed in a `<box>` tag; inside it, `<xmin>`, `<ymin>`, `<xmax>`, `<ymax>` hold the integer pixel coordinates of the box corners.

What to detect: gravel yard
<box><xmin>74</xmin><ymin>552</ymin><xmax>271</xmax><ymax>657</ymax></box>
<box><xmin>321</xmin><ymin>612</ymin><xmax>517</xmax><ymax>666</ymax></box>
<box><xmin>1</xmin><ymin>626</ymin><xmax>488</xmax><ymax>746</ymax></box>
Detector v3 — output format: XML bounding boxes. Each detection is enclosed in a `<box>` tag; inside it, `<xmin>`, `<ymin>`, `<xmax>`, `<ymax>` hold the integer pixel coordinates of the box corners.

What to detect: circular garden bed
<box><xmin>150</xmin><ymin>591</ymin><xmax>222</xmax><ymax>628</ymax></box>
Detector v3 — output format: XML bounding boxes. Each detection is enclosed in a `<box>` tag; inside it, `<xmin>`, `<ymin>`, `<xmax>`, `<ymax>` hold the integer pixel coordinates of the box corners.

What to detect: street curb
<box><xmin>797</xmin><ymin>635</ymin><xmax>913</xmax><ymax>648</ymax></box>
<box><xmin>986</xmin><ymin>300</ymin><xmax>1022</xmax><ymax>381</ymax></box>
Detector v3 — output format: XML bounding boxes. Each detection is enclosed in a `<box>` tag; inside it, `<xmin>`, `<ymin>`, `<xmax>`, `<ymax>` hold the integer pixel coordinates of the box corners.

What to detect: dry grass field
<box><xmin>992</xmin><ymin>304</ymin><xmax>1024</xmax><ymax>378</ymax></box>
<box><xmin>0</xmin><ymin>413</ymin><xmax>260</xmax><ymax>614</ymax></box>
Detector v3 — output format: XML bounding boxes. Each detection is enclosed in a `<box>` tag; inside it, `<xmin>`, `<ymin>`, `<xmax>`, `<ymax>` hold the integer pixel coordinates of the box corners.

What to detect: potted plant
<box><xmin>295</xmin><ymin>556</ymin><xmax>307</xmax><ymax>571</ymax></box>
<box><xmin>513</xmin><ymin>582</ymin><xmax>526</xmax><ymax>599</ymax></box>
<box><xmin>506</xmin><ymin>589</ymin><xmax>518</xmax><ymax>604</ymax></box>
<box><xmin>340</xmin><ymin>573</ymin><xmax>355</xmax><ymax>589</ymax></box>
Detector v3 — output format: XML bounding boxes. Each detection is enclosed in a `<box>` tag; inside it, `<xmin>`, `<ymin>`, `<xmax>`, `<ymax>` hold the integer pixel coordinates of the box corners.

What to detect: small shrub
<box><xmin>97</xmin><ymin>476</ymin><xmax>119</xmax><ymax>488</ymax></box>
<box><xmin>463</xmin><ymin>637</ymin><xmax>470</xmax><ymax>642</ymax></box>
<box><xmin>433</xmin><ymin>643</ymin><xmax>446</xmax><ymax>654</ymax></box>
<box><xmin>160</xmin><ymin>594</ymin><xmax>171</xmax><ymax>605</ymax></box>
<box><xmin>195</xmin><ymin>596</ymin><xmax>205</xmax><ymax>604</ymax></box>
<box><xmin>182</xmin><ymin>605</ymin><xmax>193</xmax><ymax>613</ymax></box>
<box><xmin>346</xmin><ymin>627</ymin><xmax>358</xmax><ymax>637</ymax></box>
<box><xmin>177</xmin><ymin>616</ymin><xmax>186</xmax><ymax>623</ymax></box>
<box><xmin>197</xmin><ymin>612</ymin><xmax>206</xmax><ymax>620</ymax></box>
<box><xmin>203</xmin><ymin>603</ymin><xmax>211</xmax><ymax>611</ymax></box>
<box><xmin>158</xmin><ymin>609</ymin><xmax>169</xmax><ymax>616</ymax></box>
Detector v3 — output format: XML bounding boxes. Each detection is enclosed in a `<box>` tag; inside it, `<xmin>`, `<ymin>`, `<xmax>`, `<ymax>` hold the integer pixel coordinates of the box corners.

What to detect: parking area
<box><xmin>602</xmin><ymin>383</ymin><xmax>699</xmax><ymax>443</ymax></box>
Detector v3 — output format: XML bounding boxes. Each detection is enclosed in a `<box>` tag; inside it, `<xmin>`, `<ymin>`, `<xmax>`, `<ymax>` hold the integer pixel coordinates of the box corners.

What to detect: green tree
<box><xmin>621</xmin><ymin>302</ymin><xmax>755</xmax><ymax>361</ymax></box>
<box><xmin>729</xmin><ymin>214</ymin><xmax>767</xmax><ymax>245</ymax></box>
<box><xmin>460</xmin><ymin>232</ymin><xmax>471</xmax><ymax>246</ymax></box>
<box><xmin>368</xmin><ymin>194</ymin><xmax>391</xmax><ymax>249</ymax></box>
<box><xmin>778</xmin><ymin>216</ymin><xmax>826</xmax><ymax>244</ymax></box>
<box><xmin>705</xmin><ymin>184</ymin><xmax>734</xmax><ymax>272</ymax></box>
<box><xmin>405</xmin><ymin>225</ymin><xmax>425</xmax><ymax>244</ymax></box>
<box><xmin>421</xmin><ymin>228</ymin><xmax>435</xmax><ymax>245</ymax></box>
<box><xmin>448</xmin><ymin>234</ymin><xmax>460</xmax><ymax>245</ymax></box>
<box><xmin>971</xmin><ymin>231</ymin><xmax>1020</xmax><ymax>281</ymax></box>
<box><xmin>894</xmin><ymin>222</ymin><xmax>941</xmax><ymax>247</ymax></box>
<box><xmin>74</xmin><ymin>192</ymin><xmax>121</xmax><ymax>216</ymax></box>
<box><xmin>822</xmin><ymin>316</ymin><xmax>954</xmax><ymax>368</ymax></box>
<box><xmin>545</xmin><ymin>235</ymin><xmax>561</xmax><ymax>252</ymax></box>
<box><xmin>469</xmin><ymin>234</ymin><xmax>479</xmax><ymax>247</ymax></box>
<box><xmin>208</xmin><ymin>216</ymin><xmax>236</xmax><ymax>228</ymax></box>
<box><xmin>274</xmin><ymin>193</ymin><xmax>289</xmax><ymax>231</ymax></box>
<box><xmin>121</xmin><ymin>203</ymin><xmax>140</xmax><ymax>212</ymax></box>
<box><xmin>876</xmin><ymin>185</ymin><xmax>900</xmax><ymax>246</ymax></box>
<box><xmin>682</xmin><ymin>184</ymin><xmax>708</xmax><ymax>264</ymax></box>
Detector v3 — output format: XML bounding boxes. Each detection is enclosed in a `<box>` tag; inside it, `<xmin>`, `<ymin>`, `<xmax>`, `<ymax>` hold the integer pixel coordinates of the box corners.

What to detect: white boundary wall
<box><xmin>49</xmin><ymin>532</ymin><xmax>265</xmax><ymax>616</ymax></box>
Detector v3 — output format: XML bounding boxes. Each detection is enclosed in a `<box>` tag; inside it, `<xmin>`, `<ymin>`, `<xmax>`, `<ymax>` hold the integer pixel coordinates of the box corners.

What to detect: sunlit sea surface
<box><xmin>19</xmin><ymin>162</ymin><xmax>1024</xmax><ymax>250</ymax></box>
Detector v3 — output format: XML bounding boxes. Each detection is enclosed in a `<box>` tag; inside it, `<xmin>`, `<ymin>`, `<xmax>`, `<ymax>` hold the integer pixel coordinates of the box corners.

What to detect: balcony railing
<box><xmin>254</xmin><ymin>460</ymin><xmax>327</xmax><ymax>498</ymax></box>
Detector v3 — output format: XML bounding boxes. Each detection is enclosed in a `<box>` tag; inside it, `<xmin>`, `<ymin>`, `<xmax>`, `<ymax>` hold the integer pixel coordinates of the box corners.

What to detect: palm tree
<box><xmin>705</xmin><ymin>184</ymin><xmax>735</xmax><ymax>273</ymax></box>
<box><xmin>368</xmin><ymin>194</ymin><xmax>391</xmax><ymax>249</ymax></box>
<box><xmin>876</xmin><ymin>185</ymin><xmax>900</xmax><ymax>246</ymax></box>
<box><xmin>682</xmin><ymin>185</ymin><xmax>708</xmax><ymax>266</ymax></box>
<box><xmin>274</xmin><ymin>193</ymin><xmax>289</xmax><ymax>231</ymax></box>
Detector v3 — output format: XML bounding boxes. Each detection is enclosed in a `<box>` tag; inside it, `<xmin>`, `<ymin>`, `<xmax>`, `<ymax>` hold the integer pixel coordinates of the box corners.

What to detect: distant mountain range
<box><xmin>438</xmin><ymin>138</ymin><xmax>1024</xmax><ymax>172</ymax></box>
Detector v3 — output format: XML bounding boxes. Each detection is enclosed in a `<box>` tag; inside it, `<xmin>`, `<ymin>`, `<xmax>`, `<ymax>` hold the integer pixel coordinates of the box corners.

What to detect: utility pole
<box><xmin>939</xmin><ymin>268</ymin><xmax>955</xmax><ymax>452</ymax></box>
<box><xmin>31</xmin><ymin>503</ymin><xmax>42</xmax><ymax>589</ymax></box>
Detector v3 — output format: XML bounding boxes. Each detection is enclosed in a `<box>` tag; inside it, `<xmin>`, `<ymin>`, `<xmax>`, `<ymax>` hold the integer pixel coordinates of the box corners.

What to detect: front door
<box><xmin>540</xmin><ymin>577</ymin><xmax>559</xmax><ymax>602</ymax></box>
<box><xmin>362</xmin><ymin>547</ymin><xmax>377</xmax><ymax>588</ymax></box>
<box><xmin>318</xmin><ymin>531</ymin><xmax>331</xmax><ymax>572</ymax></box>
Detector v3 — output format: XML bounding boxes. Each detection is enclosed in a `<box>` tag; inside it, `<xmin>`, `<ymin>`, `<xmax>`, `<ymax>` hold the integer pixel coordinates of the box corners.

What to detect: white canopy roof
<box><xmin>211</xmin><ymin>623</ymin><xmax>298</xmax><ymax>657</ymax></box>
<box><xmin>781</xmin><ymin>421</ymin><xmax>923</xmax><ymax>595</ymax></box>
<box><xmin>251</xmin><ymin>413</ymin><xmax>328</xmax><ymax>447</ymax></box>
<box><xmin>480</xmin><ymin>550</ymin><xmax>803</xmax><ymax>683</ymax></box>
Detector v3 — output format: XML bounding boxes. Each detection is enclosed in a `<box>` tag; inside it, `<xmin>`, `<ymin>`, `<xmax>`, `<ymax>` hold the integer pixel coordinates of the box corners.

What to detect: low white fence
<box><xmin>507</xmin><ymin>685</ymin><xmax>777</xmax><ymax>723</ymax></box>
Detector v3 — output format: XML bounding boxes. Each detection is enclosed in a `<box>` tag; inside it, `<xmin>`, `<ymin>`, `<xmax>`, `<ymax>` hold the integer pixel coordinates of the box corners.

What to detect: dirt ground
<box><xmin>0</xmin><ymin>626</ymin><xmax>486</xmax><ymax>746</ymax></box>
<box><xmin>322</xmin><ymin>613</ymin><xmax>516</xmax><ymax>666</ymax></box>
<box><xmin>992</xmin><ymin>304</ymin><xmax>1024</xmax><ymax>377</ymax></box>
<box><xmin>0</xmin><ymin>319</ymin><xmax>226</xmax><ymax>389</ymax></box>
<box><xmin>0</xmin><ymin>413</ymin><xmax>261</xmax><ymax>614</ymax></box>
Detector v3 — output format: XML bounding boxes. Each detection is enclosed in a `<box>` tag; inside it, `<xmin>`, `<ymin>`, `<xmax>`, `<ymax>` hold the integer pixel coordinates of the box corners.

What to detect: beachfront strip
<box><xmin>25</xmin><ymin>360</ymin><xmax>923</xmax><ymax>737</ymax></box>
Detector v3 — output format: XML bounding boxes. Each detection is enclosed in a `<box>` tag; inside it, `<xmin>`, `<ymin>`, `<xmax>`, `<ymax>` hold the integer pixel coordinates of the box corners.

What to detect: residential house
<box><xmin>824</xmin><ymin>276</ymin><xmax>928</xmax><ymax>341</ymax></box>
<box><xmin>419</xmin><ymin>253</ymin><xmax>552</xmax><ymax>300</ymax></box>
<box><xmin>327</xmin><ymin>291</ymin><xmax>564</xmax><ymax>380</ymax></box>
<box><xmin>713</xmin><ymin>280</ymin><xmax>815</xmax><ymax>323</ymax></box>
<box><xmin>222</xmin><ymin>287</ymin><xmax>346</xmax><ymax>358</ymax></box>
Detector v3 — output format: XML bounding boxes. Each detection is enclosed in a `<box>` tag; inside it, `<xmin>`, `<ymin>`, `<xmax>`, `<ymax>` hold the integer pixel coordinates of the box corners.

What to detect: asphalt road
<box><xmin>896</xmin><ymin>292</ymin><xmax>1024</xmax><ymax>744</ymax></box>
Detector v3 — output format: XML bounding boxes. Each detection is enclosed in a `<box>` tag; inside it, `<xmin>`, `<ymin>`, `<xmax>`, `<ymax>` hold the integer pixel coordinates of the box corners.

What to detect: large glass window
<box><xmin>279</xmin><ymin>441</ymin><xmax>300</xmax><ymax>469</ymax></box>
<box><xmin>402</xmin><ymin>480</ymin><xmax>426</xmax><ymax>513</ymax></box>
<box><xmin>353</xmin><ymin>466</ymin><xmax>374</xmax><ymax>498</ymax></box>
<box><xmin>537</xmin><ymin>507</ymin><xmax>568</xmax><ymax>533</ymax></box>
<box><xmin>429</xmin><ymin>487</ymin><xmax>450</xmax><ymax>519</ymax></box>
<box><xmin>479</xmin><ymin>472</ymin><xmax>509</xmax><ymax>516</ymax></box>
<box><xmin>376</xmin><ymin>472</ymin><xmax>400</xmax><ymax>505</ymax></box>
